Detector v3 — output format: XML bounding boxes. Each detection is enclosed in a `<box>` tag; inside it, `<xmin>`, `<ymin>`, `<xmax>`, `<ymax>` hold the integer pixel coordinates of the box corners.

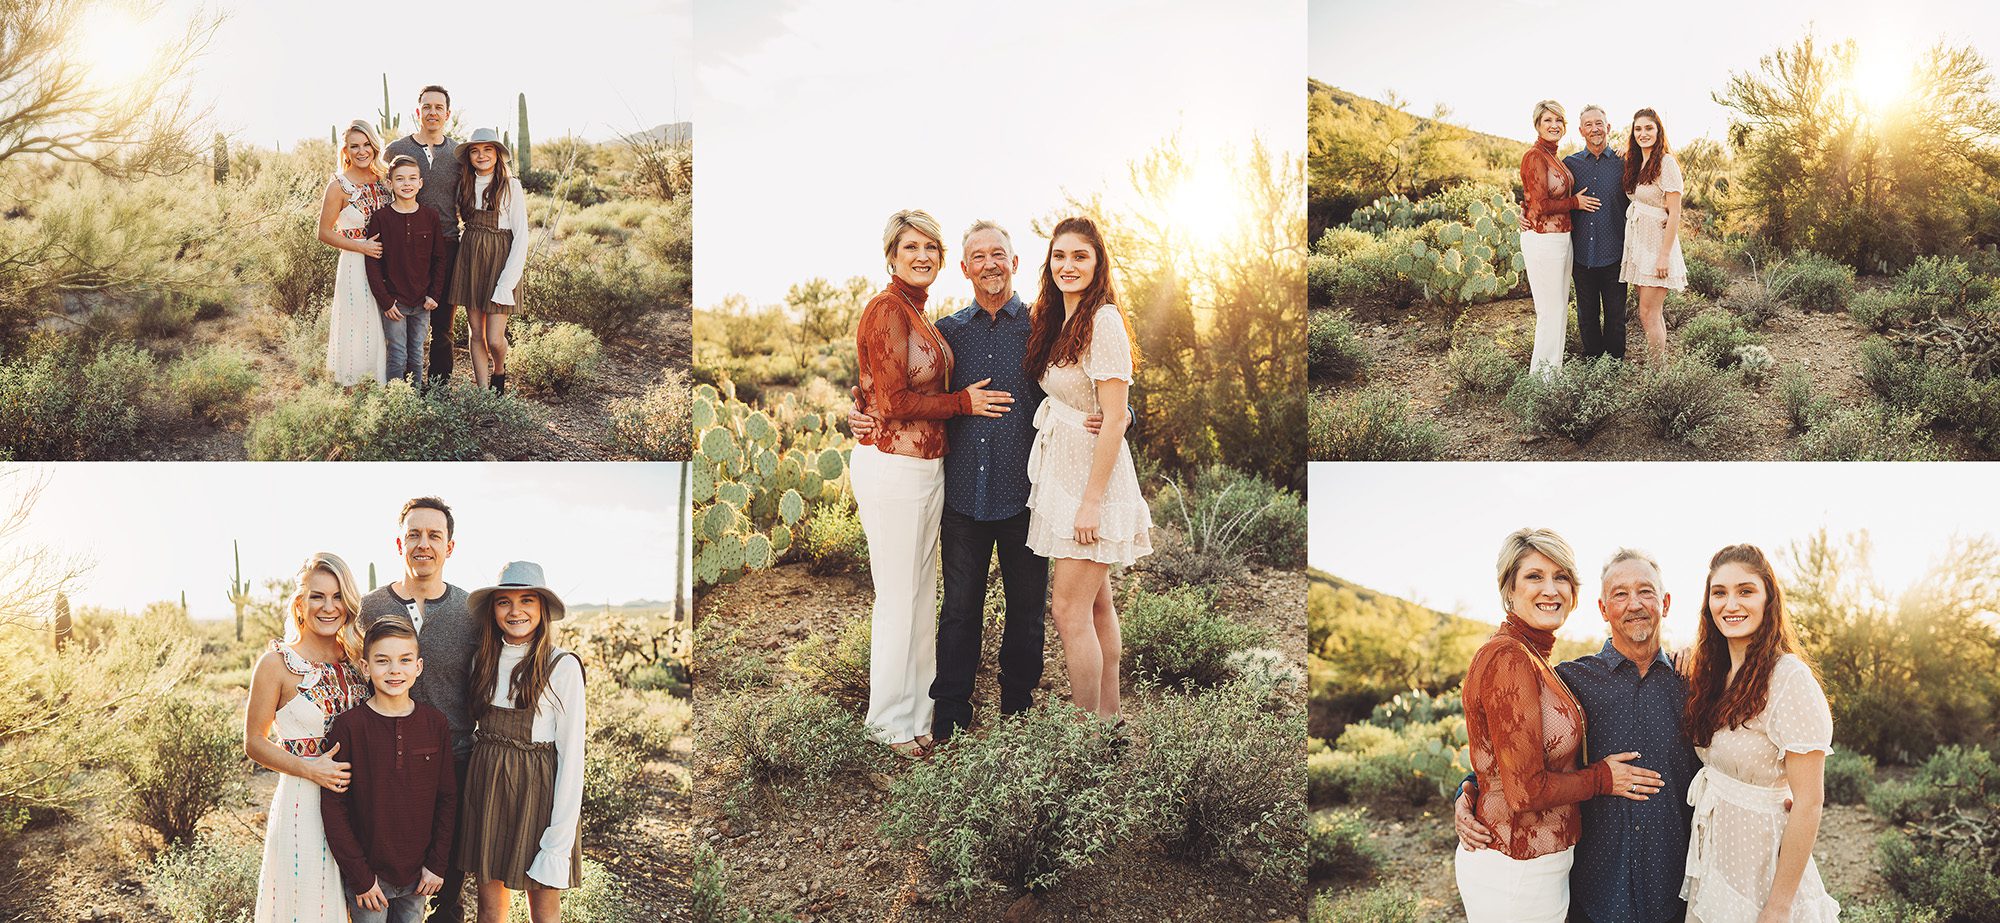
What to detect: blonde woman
<box><xmin>320</xmin><ymin>120</ymin><xmax>392</xmax><ymax>387</ymax></box>
<box><xmin>851</xmin><ymin>208</ymin><xmax>1012</xmax><ymax>757</ymax></box>
<box><xmin>1519</xmin><ymin>101</ymin><xmax>1600</xmax><ymax>376</ymax></box>
<box><xmin>247</xmin><ymin>553</ymin><xmax>371</xmax><ymax>923</ymax></box>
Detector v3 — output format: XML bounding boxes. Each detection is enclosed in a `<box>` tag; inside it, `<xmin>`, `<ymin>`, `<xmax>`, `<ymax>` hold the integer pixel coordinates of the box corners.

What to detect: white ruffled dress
<box><xmin>1025</xmin><ymin>304</ymin><xmax>1153</xmax><ymax>566</ymax></box>
<box><xmin>1680</xmin><ymin>654</ymin><xmax>1840</xmax><ymax>923</ymax></box>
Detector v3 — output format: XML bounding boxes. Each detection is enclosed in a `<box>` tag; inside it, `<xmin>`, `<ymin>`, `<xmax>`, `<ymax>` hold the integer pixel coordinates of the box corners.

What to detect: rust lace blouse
<box><xmin>1462</xmin><ymin>615</ymin><xmax>1613</xmax><ymax>859</ymax></box>
<box><xmin>1521</xmin><ymin>138</ymin><xmax>1578</xmax><ymax>234</ymax></box>
<box><xmin>856</xmin><ymin>275</ymin><xmax>967</xmax><ymax>459</ymax></box>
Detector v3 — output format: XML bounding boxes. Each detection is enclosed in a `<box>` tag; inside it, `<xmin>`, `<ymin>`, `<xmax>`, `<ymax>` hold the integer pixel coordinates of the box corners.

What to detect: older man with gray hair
<box><xmin>1456</xmin><ymin>547</ymin><xmax>1699</xmax><ymax>923</ymax></box>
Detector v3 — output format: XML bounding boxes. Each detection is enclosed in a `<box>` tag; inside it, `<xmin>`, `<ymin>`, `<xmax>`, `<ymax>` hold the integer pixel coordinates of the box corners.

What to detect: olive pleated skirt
<box><xmin>456</xmin><ymin>703</ymin><xmax>580</xmax><ymax>890</ymax></box>
<box><xmin>448</xmin><ymin>208</ymin><xmax>516</xmax><ymax>314</ymax></box>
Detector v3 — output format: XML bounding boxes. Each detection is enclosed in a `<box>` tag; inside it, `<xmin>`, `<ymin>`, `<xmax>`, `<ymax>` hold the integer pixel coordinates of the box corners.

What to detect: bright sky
<box><xmin>1310</xmin><ymin>0</ymin><xmax>2000</xmax><ymax>144</ymax></box>
<box><xmin>9</xmin><ymin>463</ymin><xmax>688</xmax><ymax>618</ymax></box>
<box><xmin>1310</xmin><ymin>462</ymin><xmax>1999</xmax><ymax>648</ymax></box>
<box><xmin>74</xmin><ymin>0</ymin><xmax>691</xmax><ymax>148</ymax></box>
<box><xmin>694</xmin><ymin>0</ymin><xmax>1302</xmax><ymax>307</ymax></box>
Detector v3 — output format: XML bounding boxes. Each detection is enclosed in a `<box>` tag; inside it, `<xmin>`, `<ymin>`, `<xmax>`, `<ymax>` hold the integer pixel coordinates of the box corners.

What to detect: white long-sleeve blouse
<box><xmin>491</xmin><ymin>640</ymin><xmax>586</xmax><ymax>888</ymax></box>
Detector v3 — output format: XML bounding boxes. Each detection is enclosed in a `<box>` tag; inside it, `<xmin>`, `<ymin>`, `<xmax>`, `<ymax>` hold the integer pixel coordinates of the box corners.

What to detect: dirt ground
<box><xmin>693</xmin><ymin>562</ymin><xmax>1309</xmax><ymax>923</ymax></box>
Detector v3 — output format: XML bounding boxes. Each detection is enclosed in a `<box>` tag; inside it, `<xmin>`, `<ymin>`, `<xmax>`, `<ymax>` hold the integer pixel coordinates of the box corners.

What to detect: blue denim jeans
<box><xmin>383</xmin><ymin>306</ymin><xmax>433</xmax><ymax>384</ymax></box>
<box><xmin>344</xmin><ymin>876</ymin><xmax>429</xmax><ymax>923</ymax></box>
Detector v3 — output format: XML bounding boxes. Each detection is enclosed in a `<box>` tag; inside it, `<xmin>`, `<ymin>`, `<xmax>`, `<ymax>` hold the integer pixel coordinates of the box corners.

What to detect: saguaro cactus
<box><xmin>52</xmin><ymin>591</ymin><xmax>70</xmax><ymax>652</ymax></box>
<box><xmin>517</xmin><ymin>93</ymin><xmax>532</xmax><ymax>175</ymax></box>
<box><xmin>227</xmin><ymin>539</ymin><xmax>251</xmax><ymax>642</ymax></box>
<box><xmin>368</xmin><ymin>562</ymin><xmax>377</xmax><ymax>590</ymax></box>
<box><xmin>376</xmin><ymin>73</ymin><xmax>402</xmax><ymax>139</ymax></box>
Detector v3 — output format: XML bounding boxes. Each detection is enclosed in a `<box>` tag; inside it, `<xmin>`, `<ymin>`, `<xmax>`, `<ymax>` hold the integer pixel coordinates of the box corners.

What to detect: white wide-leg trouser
<box><xmin>849</xmin><ymin>447</ymin><xmax>943</xmax><ymax>745</ymax></box>
<box><xmin>1521</xmin><ymin>229</ymin><xmax>1574</xmax><ymax>377</ymax></box>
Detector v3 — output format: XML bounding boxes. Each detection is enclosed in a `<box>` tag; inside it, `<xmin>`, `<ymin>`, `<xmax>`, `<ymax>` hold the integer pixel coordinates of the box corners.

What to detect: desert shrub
<box><xmin>1153</xmin><ymin>464</ymin><xmax>1307</xmax><ymax>570</ymax></box>
<box><xmin>0</xmin><ymin>339</ymin><xmax>156</xmax><ymax>459</ymax></box>
<box><xmin>580</xmin><ymin>740</ymin><xmax>646</xmax><ymax>833</ymax></box>
<box><xmin>1769</xmin><ymin>251</ymin><xmax>1856</xmax><ymax>312</ymax></box>
<box><xmin>1869</xmin><ymin>745</ymin><xmax>2000</xmax><ymax>824</ymax></box>
<box><xmin>267</xmin><ymin>212</ymin><xmax>338</xmax><ymax>316</ymax></box>
<box><xmin>507</xmin><ymin>858</ymin><xmax>630</xmax><ymax>922</ymax></box>
<box><xmin>1780</xmin><ymin>366</ymin><xmax>1830</xmax><ymax>435</ymax></box>
<box><xmin>169</xmin><ymin>345</ymin><xmax>260</xmax><ymax>423</ymax></box>
<box><xmin>1839</xmin><ymin>899</ymin><xmax>1943</xmax><ymax>923</ymax></box>
<box><xmin>786</xmin><ymin>613</ymin><xmax>869</xmax><ymax>710</ymax></box>
<box><xmin>1898</xmin><ymin>255</ymin><xmax>1992</xmax><ymax>312</ymax></box>
<box><xmin>1500</xmin><ymin>355</ymin><xmax>1630</xmax><ymax>444</ymax></box>
<box><xmin>1444</xmin><ymin>336</ymin><xmax>1522</xmax><ymax>396</ymax></box>
<box><xmin>279</xmin><ymin>305</ymin><xmax>332</xmax><ymax>382</ymax></box>
<box><xmin>1309</xmin><ymin>885</ymin><xmax>1422</xmax><ymax>923</ymax></box>
<box><xmin>1138</xmin><ymin>526</ymin><xmax>1241</xmax><ymax>588</ymax></box>
<box><xmin>1680</xmin><ymin>308</ymin><xmax>1763</xmax><ymax>368</ymax></box>
<box><xmin>509</xmin><ymin>321</ymin><xmax>603</xmax><ymax>397</ymax></box>
<box><xmin>1308</xmin><ymin>747</ymin><xmax>1339</xmax><ymax>806</ymax></box>
<box><xmin>1309</xmin><ymin>387</ymin><xmax>1445</xmax><ymax>460</ymax></box>
<box><xmin>1878</xmin><ymin>832</ymin><xmax>2000</xmax><ymax>923</ymax></box>
<box><xmin>1850</xmin><ymin>289</ymin><xmax>1926</xmax><ymax>331</ymax></box>
<box><xmin>801</xmin><ymin>502</ymin><xmax>868</xmax><ymax>575</ymax></box>
<box><xmin>1631</xmin><ymin>356</ymin><xmax>1751</xmax><ymax>447</ymax></box>
<box><xmin>1367</xmin><ymin>688</ymin><xmax>1463</xmax><ymax>731</ymax></box>
<box><xmin>1308</xmin><ymin>310</ymin><xmax>1368</xmax><ymax>380</ymax></box>
<box><xmin>1664</xmin><ymin>290</ymin><xmax>1712</xmax><ymax>328</ymax></box>
<box><xmin>1226</xmin><ymin>647</ymin><xmax>1304</xmax><ymax>701</ymax></box>
<box><xmin>609</xmin><ymin>368</ymin><xmax>693</xmax><ymax>459</ymax></box>
<box><xmin>129</xmin><ymin>290</ymin><xmax>228</xmax><ymax>339</ymax></box>
<box><xmin>691</xmin><ymin>621</ymin><xmax>778</xmax><ymax>692</ymax></box>
<box><xmin>1308</xmin><ymin>808</ymin><xmax>1381</xmax><ymax>882</ymax></box>
<box><xmin>1790</xmin><ymin>402</ymin><xmax>1947</xmax><ymax>461</ymax></box>
<box><xmin>1309</xmin><ymin>228</ymin><xmax>1416</xmax><ymax>307</ymax></box>
<box><xmin>882</xmin><ymin>702</ymin><xmax>1130</xmax><ymax>901</ymax></box>
<box><xmin>520</xmin><ymin>243</ymin><xmax>681</xmax><ymax>339</ymax></box>
<box><xmin>1121</xmin><ymin>585</ymin><xmax>1268</xmax><ymax>688</ymax></box>
<box><xmin>699</xmin><ymin>688</ymin><xmax>880</xmax><ymax>809</ymax></box>
<box><xmin>1128</xmin><ymin>680</ymin><xmax>1306</xmax><ymax>881</ymax></box>
<box><xmin>1685</xmin><ymin>256</ymin><xmax>1730</xmax><ymax>299</ymax></box>
<box><xmin>1729</xmin><ymin>278</ymin><xmax>1786</xmax><ymax>329</ymax></box>
<box><xmin>1321</xmin><ymin>718</ymin><xmax>1467</xmax><ymax>806</ymax></box>
<box><xmin>245</xmin><ymin>380</ymin><xmax>540</xmax><ymax>460</ymax></box>
<box><xmin>122</xmin><ymin>695</ymin><xmax>239</xmax><ymax>846</ymax></box>
<box><xmin>144</xmin><ymin>836</ymin><xmax>261</xmax><ymax>923</ymax></box>
<box><xmin>1825</xmin><ymin>749</ymin><xmax>1878</xmax><ymax>805</ymax></box>
<box><xmin>588</xmin><ymin>684</ymin><xmax>688</xmax><ymax>761</ymax></box>
<box><xmin>1857</xmin><ymin>338</ymin><xmax>1992</xmax><ymax>429</ymax></box>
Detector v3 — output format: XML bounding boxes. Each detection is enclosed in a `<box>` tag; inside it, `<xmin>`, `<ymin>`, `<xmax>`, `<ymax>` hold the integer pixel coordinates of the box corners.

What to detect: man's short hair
<box><xmin>387</xmin><ymin>154</ymin><xmax>422</xmax><ymax>177</ymax></box>
<box><xmin>363</xmin><ymin>614</ymin><xmax>419</xmax><ymax>655</ymax></box>
<box><xmin>962</xmin><ymin>219</ymin><xmax>1013</xmax><ymax>257</ymax></box>
<box><xmin>1579</xmin><ymin>104</ymin><xmax>1608</xmax><ymax>122</ymax></box>
<box><xmin>417</xmin><ymin>85</ymin><xmax>451</xmax><ymax>109</ymax></box>
<box><xmin>399</xmin><ymin>496</ymin><xmax>455</xmax><ymax>539</ymax></box>
<box><xmin>1601</xmin><ymin>547</ymin><xmax>1664</xmax><ymax>587</ymax></box>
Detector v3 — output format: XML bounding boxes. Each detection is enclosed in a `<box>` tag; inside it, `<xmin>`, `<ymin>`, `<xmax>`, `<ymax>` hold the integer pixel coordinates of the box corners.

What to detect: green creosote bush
<box><xmin>1631</xmin><ymin>356</ymin><xmax>1751</xmax><ymax>448</ymax></box>
<box><xmin>0</xmin><ymin>339</ymin><xmax>157</xmax><ymax>459</ymax></box>
<box><xmin>1685</xmin><ymin>256</ymin><xmax>1730</xmax><ymax>300</ymax></box>
<box><xmin>1308</xmin><ymin>747</ymin><xmax>1339</xmax><ymax>806</ymax></box>
<box><xmin>1856</xmin><ymin>338</ymin><xmax>2000</xmax><ymax>439</ymax></box>
<box><xmin>1897</xmin><ymin>255</ymin><xmax>1994</xmax><ymax>313</ymax></box>
<box><xmin>1869</xmin><ymin>745</ymin><xmax>1998</xmax><ymax>824</ymax></box>
<box><xmin>1320</xmin><ymin>716</ymin><xmax>1470</xmax><ymax>806</ymax></box>
<box><xmin>588</xmin><ymin>683</ymin><xmax>688</xmax><ymax>761</ymax></box>
<box><xmin>1779</xmin><ymin>365</ymin><xmax>1830</xmax><ymax>435</ymax></box>
<box><xmin>244</xmin><ymin>380</ymin><xmax>539</xmax><ymax>460</ymax></box>
<box><xmin>882</xmin><ymin>701</ymin><xmax>1128</xmax><ymax>901</ymax></box>
<box><xmin>1120</xmin><ymin>584</ymin><xmax>1268</xmax><ymax>688</ymax></box>
<box><xmin>580</xmin><ymin>739</ymin><xmax>646</xmax><ymax>833</ymax></box>
<box><xmin>1127</xmin><ymin>680</ymin><xmax>1306</xmax><ymax>881</ymax></box>
<box><xmin>609</xmin><ymin>368</ymin><xmax>693</xmax><ymax>460</ymax></box>
<box><xmin>1500</xmin><ymin>355</ymin><xmax>1630</xmax><ymax>444</ymax></box>
<box><xmin>268</xmin><ymin>212</ymin><xmax>339</xmax><ymax>317</ymax></box>
<box><xmin>1789</xmin><ymin>402</ymin><xmax>1947</xmax><ymax>461</ymax></box>
<box><xmin>699</xmin><ymin>688</ymin><xmax>880</xmax><ymax>810</ymax></box>
<box><xmin>786</xmin><ymin>612</ymin><xmax>870</xmax><ymax>710</ymax></box>
<box><xmin>521</xmin><ymin>243</ymin><xmax>680</xmax><ymax>340</ymax></box>
<box><xmin>505</xmin><ymin>859</ymin><xmax>629</xmax><ymax>922</ymax></box>
<box><xmin>508</xmin><ymin>321</ymin><xmax>603</xmax><ymax>397</ymax></box>
<box><xmin>1308</xmin><ymin>310</ymin><xmax>1368</xmax><ymax>381</ymax></box>
<box><xmin>1825</xmin><ymin>749</ymin><xmax>1878</xmax><ymax>805</ymax></box>
<box><xmin>1444</xmin><ymin>335</ymin><xmax>1523</xmax><ymax>396</ymax></box>
<box><xmin>1153</xmin><ymin>464</ymin><xmax>1307</xmax><ymax>570</ymax></box>
<box><xmin>1849</xmin><ymin>289</ymin><xmax>1926</xmax><ymax>332</ymax></box>
<box><xmin>801</xmin><ymin>502</ymin><xmax>868</xmax><ymax>575</ymax></box>
<box><xmin>1769</xmin><ymin>252</ymin><xmax>1856</xmax><ymax>312</ymax></box>
<box><xmin>1308</xmin><ymin>807</ymin><xmax>1381</xmax><ymax>882</ymax></box>
<box><xmin>144</xmin><ymin>836</ymin><xmax>261</xmax><ymax>923</ymax></box>
<box><xmin>131</xmin><ymin>289</ymin><xmax>230</xmax><ymax>339</ymax></box>
<box><xmin>1309</xmin><ymin>885</ymin><xmax>1422</xmax><ymax>923</ymax></box>
<box><xmin>1875</xmin><ymin>831</ymin><xmax>1997</xmax><ymax>923</ymax></box>
<box><xmin>123</xmin><ymin>695</ymin><xmax>240</xmax><ymax>847</ymax></box>
<box><xmin>169</xmin><ymin>345</ymin><xmax>260</xmax><ymax>424</ymax></box>
<box><xmin>1680</xmin><ymin>308</ymin><xmax>1764</xmax><ymax>369</ymax></box>
<box><xmin>1309</xmin><ymin>387</ymin><xmax>1445</xmax><ymax>460</ymax></box>
<box><xmin>1663</xmin><ymin>290</ymin><xmax>1712</xmax><ymax>329</ymax></box>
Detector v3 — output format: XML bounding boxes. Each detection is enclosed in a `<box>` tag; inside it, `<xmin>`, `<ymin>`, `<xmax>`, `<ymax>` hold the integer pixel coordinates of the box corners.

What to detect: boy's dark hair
<box><xmin>363</xmin><ymin>614</ymin><xmax>419</xmax><ymax>656</ymax></box>
<box><xmin>417</xmin><ymin>85</ymin><xmax>451</xmax><ymax>109</ymax></box>
<box><xmin>387</xmin><ymin>154</ymin><xmax>422</xmax><ymax>178</ymax></box>
<box><xmin>398</xmin><ymin>496</ymin><xmax>455</xmax><ymax>539</ymax></box>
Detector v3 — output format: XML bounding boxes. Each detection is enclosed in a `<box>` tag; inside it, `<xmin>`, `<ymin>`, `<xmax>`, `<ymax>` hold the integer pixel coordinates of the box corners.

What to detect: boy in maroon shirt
<box><xmin>365</xmin><ymin>156</ymin><xmax>449</xmax><ymax>386</ymax></box>
<box><xmin>323</xmin><ymin>616</ymin><xmax>456</xmax><ymax>922</ymax></box>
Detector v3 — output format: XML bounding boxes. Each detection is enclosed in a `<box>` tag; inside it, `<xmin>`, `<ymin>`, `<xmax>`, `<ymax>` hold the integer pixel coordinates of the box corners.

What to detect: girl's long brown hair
<box><xmin>1622</xmin><ymin>108</ymin><xmax>1670</xmax><ymax>195</ymax></box>
<box><xmin>1024</xmin><ymin>216</ymin><xmax>1135</xmax><ymax>382</ymax></box>
<box><xmin>456</xmin><ymin>142</ymin><xmax>513</xmax><ymax>217</ymax></box>
<box><xmin>1682</xmin><ymin>544</ymin><xmax>1817</xmax><ymax>747</ymax></box>
<box><xmin>468</xmin><ymin>591</ymin><xmax>563</xmax><ymax>720</ymax></box>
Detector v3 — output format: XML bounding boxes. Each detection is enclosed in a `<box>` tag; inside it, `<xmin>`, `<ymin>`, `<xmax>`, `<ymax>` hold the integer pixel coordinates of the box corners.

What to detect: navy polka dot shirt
<box><xmin>936</xmin><ymin>294</ymin><xmax>1042</xmax><ymax>522</ymax></box>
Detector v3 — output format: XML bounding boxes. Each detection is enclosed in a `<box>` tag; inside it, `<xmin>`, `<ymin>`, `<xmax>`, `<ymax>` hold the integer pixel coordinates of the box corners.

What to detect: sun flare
<box><xmin>1165</xmin><ymin>159</ymin><xmax>1244</xmax><ymax>255</ymax></box>
<box><xmin>73</xmin><ymin>6</ymin><xmax>161</xmax><ymax>89</ymax></box>
<box><xmin>1846</xmin><ymin>47</ymin><xmax>1914</xmax><ymax>115</ymax></box>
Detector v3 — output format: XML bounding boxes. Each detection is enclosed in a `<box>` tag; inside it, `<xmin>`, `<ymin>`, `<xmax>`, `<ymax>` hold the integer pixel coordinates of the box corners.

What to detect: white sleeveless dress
<box><xmin>254</xmin><ymin>641</ymin><xmax>369</xmax><ymax>923</ymax></box>
<box><xmin>1025</xmin><ymin>303</ymin><xmax>1154</xmax><ymax>566</ymax></box>
<box><xmin>325</xmin><ymin>173</ymin><xmax>389</xmax><ymax>387</ymax></box>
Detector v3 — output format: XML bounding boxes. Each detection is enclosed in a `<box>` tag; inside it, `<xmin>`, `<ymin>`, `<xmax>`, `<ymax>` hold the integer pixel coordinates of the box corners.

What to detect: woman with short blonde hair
<box><xmin>1458</xmin><ymin>528</ymin><xmax>1662</xmax><ymax>922</ymax></box>
<box><xmin>1519</xmin><ymin>100</ymin><xmax>1600</xmax><ymax>377</ymax></box>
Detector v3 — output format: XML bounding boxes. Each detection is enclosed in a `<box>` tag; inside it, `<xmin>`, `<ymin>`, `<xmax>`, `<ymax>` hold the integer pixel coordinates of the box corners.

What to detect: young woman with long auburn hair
<box><xmin>1678</xmin><ymin>544</ymin><xmax>1839</xmax><ymax>923</ymax></box>
<box><xmin>1021</xmin><ymin>215</ymin><xmax>1153</xmax><ymax>718</ymax></box>
<box><xmin>1620</xmin><ymin>108</ymin><xmax>1688</xmax><ymax>364</ymax></box>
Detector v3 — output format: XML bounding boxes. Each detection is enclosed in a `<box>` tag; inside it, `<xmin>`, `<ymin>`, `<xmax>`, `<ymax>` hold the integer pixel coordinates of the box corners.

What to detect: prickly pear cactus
<box><xmin>691</xmin><ymin>382</ymin><xmax>854</xmax><ymax>589</ymax></box>
<box><xmin>1407</xmin><ymin>716</ymin><xmax>1474</xmax><ymax>800</ymax></box>
<box><xmin>1346</xmin><ymin>183</ymin><xmax>1526</xmax><ymax>307</ymax></box>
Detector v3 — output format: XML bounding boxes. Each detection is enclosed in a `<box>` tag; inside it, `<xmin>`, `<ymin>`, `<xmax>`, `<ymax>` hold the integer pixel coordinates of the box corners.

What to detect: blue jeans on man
<box><xmin>345</xmin><ymin>878</ymin><xmax>428</xmax><ymax>923</ymax></box>
<box><xmin>383</xmin><ymin>306</ymin><xmax>433</xmax><ymax>385</ymax></box>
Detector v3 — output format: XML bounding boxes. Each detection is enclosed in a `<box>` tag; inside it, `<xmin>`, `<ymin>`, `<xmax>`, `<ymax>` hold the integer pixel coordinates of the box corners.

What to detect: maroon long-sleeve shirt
<box><xmin>363</xmin><ymin>202</ymin><xmax>449</xmax><ymax>315</ymax></box>
<box><xmin>321</xmin><ymin>699</ymin><xmax>457</xmax><ymax>893</ymax></box>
